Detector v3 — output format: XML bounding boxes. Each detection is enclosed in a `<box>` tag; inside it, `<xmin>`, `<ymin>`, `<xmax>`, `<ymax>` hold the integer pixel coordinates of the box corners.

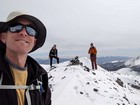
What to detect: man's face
<box><xmin>1</xmin><ymin>19</ymin><xmax>37</xmax><ymax>55</ymax></box>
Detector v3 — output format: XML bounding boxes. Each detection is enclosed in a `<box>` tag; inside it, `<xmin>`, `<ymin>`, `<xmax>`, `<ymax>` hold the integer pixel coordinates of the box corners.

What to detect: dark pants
<box><xmin>50</xmin><ymin>56</ymin><xmax>59</xmax><ymax>67</ymax></box>
<box><xmin>90</xmin><ymin>55</ymin><xmax>97</xmax><ymax>70</ymax></box>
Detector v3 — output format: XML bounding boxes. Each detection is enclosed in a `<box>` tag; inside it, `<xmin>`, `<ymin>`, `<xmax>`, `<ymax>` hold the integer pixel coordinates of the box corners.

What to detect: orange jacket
<box><xmin>88</xmin><ymin>47</ymin><xmax>97</xmax><ymax>55</ymax></box>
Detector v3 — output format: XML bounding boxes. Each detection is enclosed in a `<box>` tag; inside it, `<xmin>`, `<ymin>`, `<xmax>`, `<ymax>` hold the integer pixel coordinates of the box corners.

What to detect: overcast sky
<box><xmin>1</xmin><ymin>0</ymin><xmax>140</xmax><ymax>59</ymax></box>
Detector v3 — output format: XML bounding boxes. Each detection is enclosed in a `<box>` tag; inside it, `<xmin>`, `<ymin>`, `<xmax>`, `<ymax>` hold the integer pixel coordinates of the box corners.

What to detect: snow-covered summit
<box><xmin>125</xmin><ymin>56</ymin><xmax>140</xmax><ymax>67</ymax></box>
<box><xmin>41</xmin><ymin>57</ymin><xmax>140</xmax><ymax>105</ymax></box>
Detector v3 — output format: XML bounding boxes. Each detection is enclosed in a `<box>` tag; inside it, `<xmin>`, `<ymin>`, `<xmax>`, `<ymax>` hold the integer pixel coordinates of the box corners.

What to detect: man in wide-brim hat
<box><xmin>0</xmin><ymin>11</ymin><xmax>51</xmax><ymax>105</ymax></box>
<box><xmin>0</xmin><ymin>11</ymin><xmax>46</xmax><ymax>52</ymax></box>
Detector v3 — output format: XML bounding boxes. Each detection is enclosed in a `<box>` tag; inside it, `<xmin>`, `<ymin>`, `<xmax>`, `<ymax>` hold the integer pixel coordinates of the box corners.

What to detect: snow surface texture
<box><xmin>41</xmin><ymin>57</ymin><xmax>140</xmax><ymax>105</ymax></box>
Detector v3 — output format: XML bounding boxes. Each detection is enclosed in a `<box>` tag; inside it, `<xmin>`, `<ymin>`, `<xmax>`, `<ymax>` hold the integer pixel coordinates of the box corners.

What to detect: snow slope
<box><xmin>41</xmin><ymin>57</ymin><xmax>140</xmax><ymax>105</ymax></box>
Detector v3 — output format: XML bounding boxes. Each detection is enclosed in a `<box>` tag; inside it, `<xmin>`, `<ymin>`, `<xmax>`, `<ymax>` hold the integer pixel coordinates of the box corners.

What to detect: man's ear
<box><xmin>0</xmin><ymin>33</ymin><xmax>6</xmax><ymax>43</ymax></box>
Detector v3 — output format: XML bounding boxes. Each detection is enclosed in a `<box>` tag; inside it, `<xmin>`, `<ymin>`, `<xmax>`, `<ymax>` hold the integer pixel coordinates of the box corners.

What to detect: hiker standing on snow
<box><xmin>88</xmin><ymin>43</ymin><xmax>97</xmax><ymax>70</ymax></box>
<box><xmin>0</xmin><ymin>11</ymin><xmax>51</xmax><ymax>105</ymax></box>
<box><xmin>49</xmin><ymin>44</ymin><xmax>59</xmax><ymax>67</ymax></box>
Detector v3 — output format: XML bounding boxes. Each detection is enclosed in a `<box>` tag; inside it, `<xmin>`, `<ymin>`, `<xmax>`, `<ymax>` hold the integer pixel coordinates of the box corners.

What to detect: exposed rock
<box><xmin>116</xmin><ymin>78</ymin><xmax>123</xmax><ymax>87</ymax></box>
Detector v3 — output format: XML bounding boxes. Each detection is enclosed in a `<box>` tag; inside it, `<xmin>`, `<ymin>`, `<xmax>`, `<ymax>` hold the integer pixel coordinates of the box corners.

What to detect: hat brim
<box><xmin>0</xmin><ymin>22</ymin><xmax>6</xmax><ymax>51</ymax></box>
<box><xmin>0</xmin><ymin>22</ymin><xmax>5</xmax><ymax>33</ymax></box>
<box><xmin>0</xmin><ymin>15</ymin><xmax>46</xmax><ymax>53</ymax></box>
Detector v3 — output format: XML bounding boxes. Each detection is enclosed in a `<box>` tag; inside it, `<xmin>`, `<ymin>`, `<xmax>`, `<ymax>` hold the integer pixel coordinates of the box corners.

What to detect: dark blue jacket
<box><xmin>49</xmin><ymin>48</ymin><xmax>58</xmax><ymax>57</ymax></box>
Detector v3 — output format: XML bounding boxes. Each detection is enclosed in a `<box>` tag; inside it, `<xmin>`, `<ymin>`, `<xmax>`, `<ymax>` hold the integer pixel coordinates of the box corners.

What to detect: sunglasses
<box><xmin>8</xmin><ymin>23</ymin><xmax>38</xmax><ymax>37</ymax></box>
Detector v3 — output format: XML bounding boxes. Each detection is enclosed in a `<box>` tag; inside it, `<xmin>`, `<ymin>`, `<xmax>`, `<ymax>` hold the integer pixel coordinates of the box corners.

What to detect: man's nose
<box><xmin>19</xmin><ymin>27</ymin><xmax>28</xmax><ymax>36</ymax></box>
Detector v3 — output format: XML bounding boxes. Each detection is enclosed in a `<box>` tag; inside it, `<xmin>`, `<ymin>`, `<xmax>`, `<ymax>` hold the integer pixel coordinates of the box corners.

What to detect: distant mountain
<box><xmin>97</xmin><ymin>56</ymin><xmax>131</xmax><ymax>64</ymax></box>
<box><xmin>35</xmin><ymin>56</ymin><xmax>131</xmax><ymax>65</ymax></box>
<box><xmin>35</xmin><ymin>58</ymin><xmax>71</xmax><ymax>65</ymax></box>
<box><xmin>100</xmin><ymin>56</ymin><xmax>140</xmax><ymax>74</ymax></box>
<box><xmin>99</xmin><ymin>60</ymin><xmax>126</xmax><ymax>71</ymax></box>
<box><xmin>41</xmin><ymin>57</ymin><xmax>140</xmax><ymax>105</ymax></box>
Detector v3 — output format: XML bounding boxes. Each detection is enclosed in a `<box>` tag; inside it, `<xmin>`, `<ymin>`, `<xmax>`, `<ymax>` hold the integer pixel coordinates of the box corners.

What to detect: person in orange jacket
<box><xmin>88</xmin><ymin>43</ymin><xmax>97</xmax><ymax>70</ymax></box>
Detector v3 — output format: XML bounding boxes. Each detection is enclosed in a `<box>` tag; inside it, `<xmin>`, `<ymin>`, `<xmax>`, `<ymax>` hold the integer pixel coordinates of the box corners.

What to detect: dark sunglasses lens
<box><xmin>9</xmin><ymin>23</ymin><xmax>37</xmax><ymax>37</ymax></box>
<box><xmin>26</xmin><ymin>26</ymin><xmax>37</xmax><ymax>36</ymax></box>
<box><xmin>9</xmin><ymin>25</ymin><xmax>22</xmax><ymax>32</ymax></box>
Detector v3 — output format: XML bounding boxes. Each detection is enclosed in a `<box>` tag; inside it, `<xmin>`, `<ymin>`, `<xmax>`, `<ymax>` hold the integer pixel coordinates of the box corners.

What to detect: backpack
<box><xmin>89</xmin><ymin>47</ymin><xmax>97</xmax><ymax>54</ymax></box>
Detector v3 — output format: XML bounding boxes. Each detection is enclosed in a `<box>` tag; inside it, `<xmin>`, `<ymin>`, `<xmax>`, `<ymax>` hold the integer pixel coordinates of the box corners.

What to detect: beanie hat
<box><xmin>0</xmin><ymin>11</ymin><xmax>46</xmax><ymax>53</ymax></box>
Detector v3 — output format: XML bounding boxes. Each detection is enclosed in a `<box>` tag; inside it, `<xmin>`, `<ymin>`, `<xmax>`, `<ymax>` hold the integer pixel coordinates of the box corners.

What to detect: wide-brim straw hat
<box><xmin>0</xmin><ymin>11</ymin><xmax>46</xmax><ymax>53</ymax></box>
